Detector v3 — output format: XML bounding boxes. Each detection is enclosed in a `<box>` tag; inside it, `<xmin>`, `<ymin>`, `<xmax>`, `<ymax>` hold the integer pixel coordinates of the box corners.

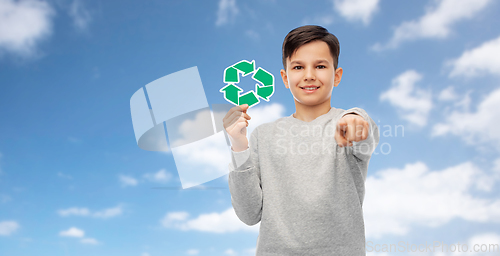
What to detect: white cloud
<box><xmin>58</xmin><ymin>207</ymin><xmax>90</xmax><ymax>217</ymax></box>
<box><xmin>380</xmin><ymin>70</ymin><xmax>432</xmax><ymax>126</ymax></box>
<box><xmin>437</xmin><ymin>86</ymin><xmax>472</xmax><ymax>116</ymax></box>
<box><xmin>372</xmin><ymin>0</ymin><xmax>492</xmax><ymax>50</ymax></box>
<box><xmin>69</xmin><ymin>0</ymin><xmax>91</xmax><ymax>31</ymax></box>
<box><xmin>435</xmin><ymin>232</ymin><xmax>500</xmax><ymax>255</ymax></box>
<box><xmin>224</xmin><ymin>249</ymin><xmax>237</xmax><ymax>255</ymax></box>
<box><xmin>58</xmin><ymin>205</ymin><xmax>122</xmax><ymax>218</ymax></box>
<box><xmin>366</xmin><ymin>253</ymin><xmax>391</xmax><ymax>256</ymax></box>
<box><xmin>215</xmin><ymin>0</ymin><xmax>238</xmax><ymax>26</ymax></box>
<box><xmin>160</xmin><ymin>208</ymin><xmax>259</xmax><ymax>233</ymax></box>
<box><xmin>59</xmin><ymin>227</ymin><xmax>84</xmax><ymax>238</ymax></box>
<box><xmin>119</xmin><ymin>175</ymin><xmax>138</xmax><ymax>187</ymax></box>
<box><xmin>186</xmin><ymin>249</ymin><xmax>199</xmax><ymax>255</ymax></box>
<box><xmin>333</xmin><ymin>0</ymin><xmax>379</xmax><ymax>25</ymax></box>
<box><xmin>468</xmin><ymin>232</ymin><xmax>500</xmax><ymax>245</ymax></box>
<box><xmin>464</xmin><ymin>233</ymin><xmax>500</xmax><ymax>255</ymax></box>
<box><xmin>0</xmin><ymin>0</ymin><xmax>55</xmax><ymax>56</ymax></box>
<box><xmin>447</xmin><ymin>35</ymin><xmax>500</xmax><ymax>78</ymax></box>
<box><xmin>169</xmin><ymin>109</ymin><xmax>215</xmax><ymax>148</ymax></box>
<box><xmin>59</xmin><ymin>227</ymin><xmax>100</xmax><ymax>245</ymax></box>
<box><xmin>143</xmin><ymin>169</ymin><xmax>172</xmax><ymax>183</ymax></box>
<box><xmin>438</xmin><ymin>86</ymin><xmax>458</xmax><ymax>101</ymax></box>
<box><xmin>224</xmin><ymin>248</ymin><xmax>256</xmax><ymax>256</ymax></box>
<box><xmin>122</xmin><ymin>170</ymin><xmax>176</xmax><ymax>187</ymax></box>
<box><xmin>80</xmin><ymin>237</ymin><xmax>99</xmax><ymax>245</ymax></box>
<box><xmin>432</xmin><ymin>87</ymin><xmax>500</xmax><ymax>149</ymax></box>
<box><xmin>364</xmin><ymin>161</ymin><xmax>500</xmax><ymax>238</ymax></box>
<box><xmin>0</xmin><ymin>221</ymin><xmax>19</xmax><ymax>236</ymax></box>
<box><xmin>494</xmin><ymin>158</ymin><xmax>500</xmax><ymax>172</ymax></box>
<box><xmin>455</xmin><ymin>91</ymin><xmax>472</xmax><ymax>111</ymax></box>
<box><xmin>92</xmin><ymin>206</ymin><xmax>122</xmax><ymax>218</ymax></box>
<box><xmin>162</xmin><ymin>211</ymin><xmax>189</xmax><ymax>223</ymax></box>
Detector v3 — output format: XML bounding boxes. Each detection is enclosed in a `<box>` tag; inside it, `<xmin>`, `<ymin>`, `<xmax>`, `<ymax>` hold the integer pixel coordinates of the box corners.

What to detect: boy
<box><xmin>223</xmin><ymin>25</ymin><xmax>380</xmax><ymax>255</ymax></box>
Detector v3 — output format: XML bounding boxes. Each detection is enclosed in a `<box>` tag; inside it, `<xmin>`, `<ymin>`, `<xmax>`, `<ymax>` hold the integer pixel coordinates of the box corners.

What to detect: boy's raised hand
<box><xmin>223</xmin><ymin>104</ymin><xmax>252</xmax><ymax>152</ymax></box>
<box><xmin>335</xmin><ymin>114</ymin><xmax>370</xmax><ymax>147</ymax></box>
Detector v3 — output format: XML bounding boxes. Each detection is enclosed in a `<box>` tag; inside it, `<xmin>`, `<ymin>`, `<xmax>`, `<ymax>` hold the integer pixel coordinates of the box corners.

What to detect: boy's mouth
<box><xmin>300</xmin><ymin>86</ymin><xmax>320</xmax><ymax>91</ymax></box>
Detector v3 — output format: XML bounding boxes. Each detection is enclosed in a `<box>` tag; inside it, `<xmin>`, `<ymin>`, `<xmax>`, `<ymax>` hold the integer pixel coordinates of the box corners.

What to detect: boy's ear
<box><xmin>334</xmin><ymin>67</ymin><xmax>343</xmax><ymax>87</ymax></box>
<box><xmin>280</xmin><ymin>69</ymin><xmax>289</xmax><ymax>89</ymax></box>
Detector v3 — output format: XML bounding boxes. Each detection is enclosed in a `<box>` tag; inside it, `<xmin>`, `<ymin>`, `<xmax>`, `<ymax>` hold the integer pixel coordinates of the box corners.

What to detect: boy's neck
<box><xmin>292</xmin><ymin>101</ymin><xmax>332</xmax><ymax>122</ymax></box>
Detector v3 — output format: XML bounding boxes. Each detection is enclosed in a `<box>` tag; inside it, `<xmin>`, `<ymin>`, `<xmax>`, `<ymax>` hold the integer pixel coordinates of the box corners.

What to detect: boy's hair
<box><xmin>282</xmin><ymin>25</ymin><xmax>340</xmax><ymax>70</ymax></box>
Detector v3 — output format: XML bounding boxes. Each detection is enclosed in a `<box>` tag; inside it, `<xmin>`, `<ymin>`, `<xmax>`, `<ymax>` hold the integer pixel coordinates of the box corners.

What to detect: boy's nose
<box><xmin>304</xmin><ymin>69</ymin><xmax>316</xmax><ymax>81</ymax></box>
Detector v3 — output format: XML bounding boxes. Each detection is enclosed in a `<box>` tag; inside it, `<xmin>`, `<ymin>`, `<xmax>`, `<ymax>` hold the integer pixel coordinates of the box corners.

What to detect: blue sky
<box><xmin>1</xmin><ymin>0</ymin><xmax>500</xmax><ymax>255</ymax></box>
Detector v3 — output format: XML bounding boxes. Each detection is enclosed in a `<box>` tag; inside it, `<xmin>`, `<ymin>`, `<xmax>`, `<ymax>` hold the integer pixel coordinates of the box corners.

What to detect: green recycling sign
<box><xmin>219</xmin><ymin>60</ymin><xmax>275</xmax><ymax>108</ymax></box>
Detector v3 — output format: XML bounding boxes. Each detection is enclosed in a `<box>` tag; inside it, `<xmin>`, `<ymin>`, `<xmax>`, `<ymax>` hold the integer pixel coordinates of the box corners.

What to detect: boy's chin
<box><xmin>295</xmin><ymin>98</ymin><xmax>331</xmax><ymax>107</ymax></box>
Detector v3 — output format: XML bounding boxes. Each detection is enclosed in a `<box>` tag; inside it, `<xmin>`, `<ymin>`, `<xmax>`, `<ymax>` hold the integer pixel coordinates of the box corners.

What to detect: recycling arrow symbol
<box><xmin>219</xmin><ymin>60</ymin><xmax>275</xmax><ymax>108</ymax></box>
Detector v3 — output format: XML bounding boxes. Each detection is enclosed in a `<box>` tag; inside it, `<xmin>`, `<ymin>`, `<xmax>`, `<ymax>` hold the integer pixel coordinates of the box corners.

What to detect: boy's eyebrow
<box><xmin>290</xmin><ymin>59</ymin><xmax>330</xmax><ymax>65</ymax></box>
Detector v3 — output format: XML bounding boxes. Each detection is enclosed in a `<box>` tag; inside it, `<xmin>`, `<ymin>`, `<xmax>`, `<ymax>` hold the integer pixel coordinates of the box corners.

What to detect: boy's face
<box><xmin>280</xmin><ymin>40</ymin><xmax>343</xmax><ymax>107</ymax></box>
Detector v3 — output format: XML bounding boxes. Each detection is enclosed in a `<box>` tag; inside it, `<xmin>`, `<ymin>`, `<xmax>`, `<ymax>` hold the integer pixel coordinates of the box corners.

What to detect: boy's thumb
<box><xmin>240</xmin><ymin>104</ymin><xmax>249</xmax><ymax>109</ymax></box>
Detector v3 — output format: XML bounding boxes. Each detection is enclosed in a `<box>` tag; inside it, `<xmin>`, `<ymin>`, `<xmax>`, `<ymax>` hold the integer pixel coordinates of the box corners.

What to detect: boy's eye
<box><xmin>317</xmin><ymin>65</ymin><xmax>326</xmax><ymax>69</ymax></box>
<box><xmin>292</xmin><ymin>66</ymin><xmax>303</xmax><ymax>70</ymax></box>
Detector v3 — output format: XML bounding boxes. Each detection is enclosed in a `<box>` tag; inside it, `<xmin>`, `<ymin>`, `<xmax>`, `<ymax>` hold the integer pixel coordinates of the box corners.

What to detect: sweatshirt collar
<box><xmin>287</xmin><ymin>107</ymin><xmax>336</xmax><ymax>124</ymax></box>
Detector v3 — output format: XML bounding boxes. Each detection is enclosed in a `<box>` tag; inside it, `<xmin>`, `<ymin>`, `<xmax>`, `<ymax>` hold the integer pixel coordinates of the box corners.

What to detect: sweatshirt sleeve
<box><xmin>227</xmin><ymin>127</ymin><xmax>263</xmax><ymax>226</ymax></box>
<box><xmin>341</xmin><ymin>107</ymin><xmax>380</xmax><ymax>162</ymax></box>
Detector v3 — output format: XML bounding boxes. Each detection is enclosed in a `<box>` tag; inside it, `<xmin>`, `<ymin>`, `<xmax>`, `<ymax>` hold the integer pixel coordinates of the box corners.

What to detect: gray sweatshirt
<box><xmin>227</xmin><ymin>107</ymin><xmax>380</xmax><ymax>256</ymax></box>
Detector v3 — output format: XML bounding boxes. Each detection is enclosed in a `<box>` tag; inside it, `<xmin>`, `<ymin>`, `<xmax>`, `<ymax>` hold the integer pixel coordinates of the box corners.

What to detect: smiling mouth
<box><xmin>300</xmin><ymin>86</ymin><xmax>320</xmax><ymax>90</ymax></box>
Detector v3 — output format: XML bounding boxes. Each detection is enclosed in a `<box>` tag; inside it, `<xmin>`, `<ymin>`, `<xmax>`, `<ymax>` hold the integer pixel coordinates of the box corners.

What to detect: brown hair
<box><xmin>282</xmin><ymin>25</ymin><xmax>340</xmax><ymax>70</ymax></box>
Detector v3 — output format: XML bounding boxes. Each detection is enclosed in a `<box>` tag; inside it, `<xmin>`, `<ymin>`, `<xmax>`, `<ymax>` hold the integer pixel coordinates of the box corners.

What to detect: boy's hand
<box><xmin>223</xmin><ymin>104</ymin><xmax>252</xmax><ymax>152</ymax></box>
<box><xmin>335</xmin><ymin>113</ymin><xmax>370</xmax><ymax>147</ymax></box>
